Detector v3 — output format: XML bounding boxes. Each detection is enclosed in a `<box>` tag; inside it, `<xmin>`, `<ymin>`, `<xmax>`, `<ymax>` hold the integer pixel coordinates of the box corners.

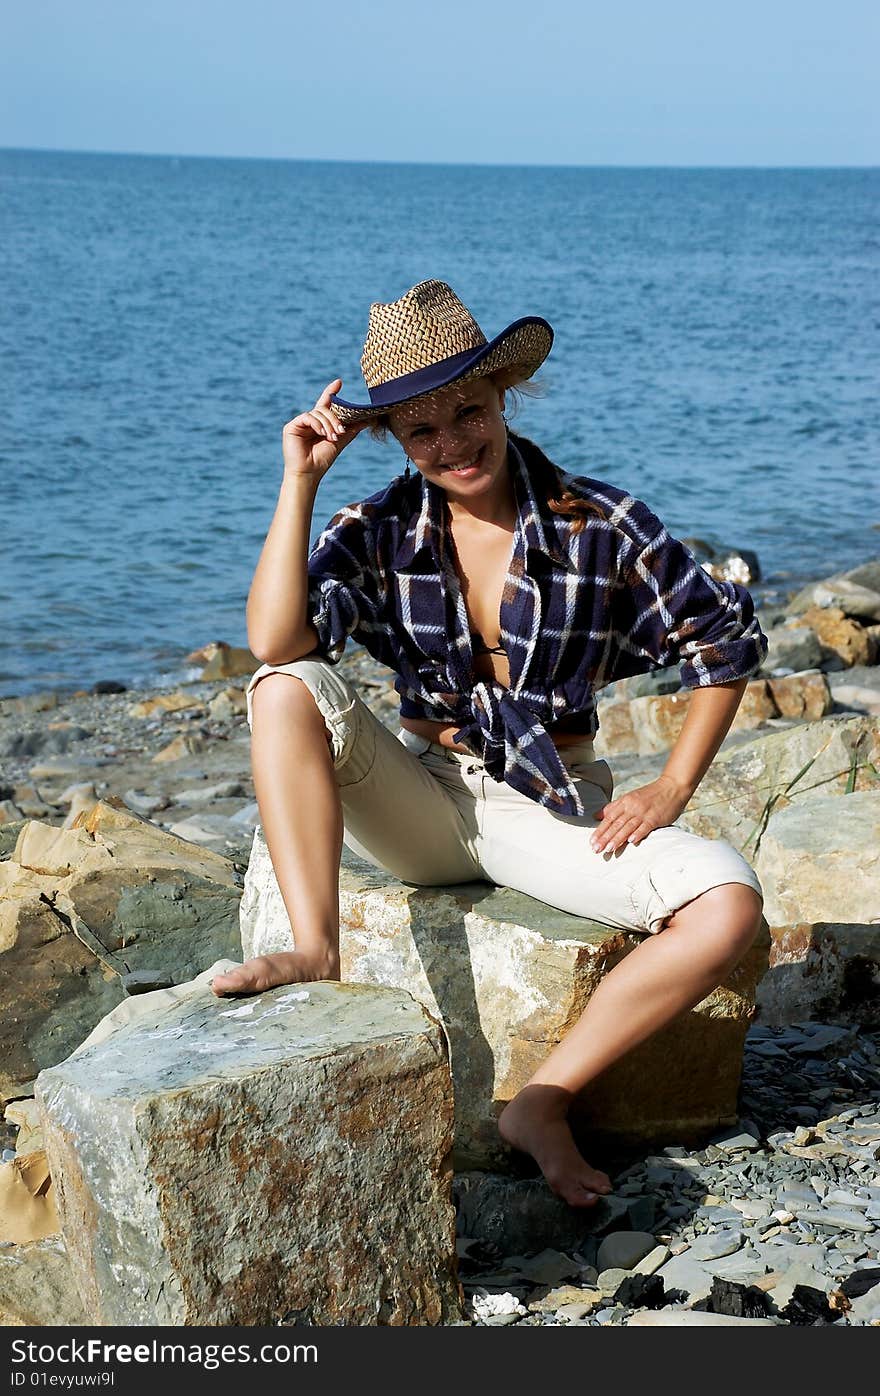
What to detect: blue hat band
<box><xmin>366</xmin><ymin>347</ymin><xmax>485</xmax><ymax>407</ymax></box>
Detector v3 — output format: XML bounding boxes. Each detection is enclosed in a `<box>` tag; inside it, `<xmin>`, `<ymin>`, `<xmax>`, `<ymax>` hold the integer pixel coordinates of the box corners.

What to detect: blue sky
<box><xmin>1</xmin><ymin>0</ymin><xmax>876</xmax><ymax>166</ymax></box>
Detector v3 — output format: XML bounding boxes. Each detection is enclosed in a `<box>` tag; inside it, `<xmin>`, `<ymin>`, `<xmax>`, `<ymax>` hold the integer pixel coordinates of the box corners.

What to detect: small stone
<box><xmin>513</xmin><ymin>1249</ymin><xmax>580</xmax><ymax>1287</ymax></box>
<box><xmin>123</xmin><ymin>789</ymin><xmax>170</xmax><ymax>816</ymax></box>
<box><xmin>596</xmin><ymin>1232</ymin><xmax>657</xmax><ymax>1273</ymax></box>
<box><xmin>730</xmin><ymin>1199</ymin><xmax>772</xmax><ymax>1220</ymax></box>
<box><xmin>593</xmin><ymin>1305</ymin><xmax>627</xmax><ymax>1325</ymax></box>
<box><xmin>710</xmin><ymin>1131</ymin><xmax>761</xmax><ymax>1154</ymax></box>
<box><xmin>634</xmin><ymin>1245</ymin><xmax>670</xmax><ymax>1276</ymax></box>
<box><xmin>596</xmin><ymin>1267</ymin><xmax>631</xmax><ymax>1295</ymax></box>
<box><xmin>120</xmin><ymin>971</ymin><xmax>175</xmax><ymax>995</ymax></box>
<box><xmin>627</xmin><ymin>1309</ymin><xmax>777</xmax><ymax>1327</ymax></box>
<box><xmin>152</xmin><ymin>734</ymin><xmax>206</xmax><ymax>763</ymax></box>
<box><xmin>705</xmin><ymin>1277</ymin><xmax>770</xmax><ymax>1319</ymax></box>
<box><xmin>798</xmin><ymin>1209</ymin><xmax>876</xmax><ymax>1233</ymax></box>
<box><xmin>688</xmin><ymin>1230</ymin><xmax>744</xmax><ymax>1262</ymax></box>
<box><xmin>613</xmin><ymin>1273</ymin><xmax>665</xmax><ymax>1309</ymax></box>
<box><xmin>528</xmin><ymin>1284</ymin><xmax>602</xmax><ymax>1314</ymax></box>
<box><xmin>655</xmin><ymin>1255</ymin><xmax>714</xmax><ymax>1303</ymax></box>
<box><xmin>841</xmin><ymin>1268</ymin><xmax>880</xmax><ymax>1299</ymax></box>
<box><xmin>555</xmin><ymin>1302</ymin><xmax>592</xmax><ymax>1322</ymax></box>
<box><xmin>824</xmin><ymin>1190</ymin><xmax>871</xmax><ymax>1210</ymax></box>
<box><xmin>849</xmin><ymin>1283</ymin><xmax>880</xmax><ymax>1326</ymax></box>
<box><xmin>781</xmin><ymin>1285</ymin><xmax>838</xmax><ymax>1326</ymax></box>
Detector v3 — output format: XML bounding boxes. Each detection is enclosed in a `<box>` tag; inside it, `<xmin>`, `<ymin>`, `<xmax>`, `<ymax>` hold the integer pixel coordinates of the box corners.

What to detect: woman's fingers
<box><xmin>591</xmin><ymin>805</ymin><xmax>646</xmax><ymax>853</ymax></box>
<box><xmin>288</xmin><ymin>411</ymin><xmax>325</xmax><ymax>438</ymax></box>
<box><xmin>317</xmin><ymin>377</ymin><xmax>342</xmax><ymax>403</ymax></box>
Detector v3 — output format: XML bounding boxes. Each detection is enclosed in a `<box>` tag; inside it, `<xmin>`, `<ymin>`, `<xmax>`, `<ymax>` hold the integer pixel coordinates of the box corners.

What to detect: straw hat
<box><xmin>329</xmin><ymin>279</ymin><xmax>553</xmax><ymax>426</ymax></box>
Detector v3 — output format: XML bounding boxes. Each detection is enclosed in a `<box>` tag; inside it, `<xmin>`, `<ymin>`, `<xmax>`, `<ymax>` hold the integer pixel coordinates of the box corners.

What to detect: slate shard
<box><xmin>613</xmin><ymin>1273</ymin><xmax>666</xmax><ymax>1309</ymax></box>
<box><xmin>705</xmin><ymin>1277</ymin><xmax>770</xmax><ymax>1319</ymax></box>
<box><xmin>841</xmin><ymin>1268</ymin><xmax>880</xmax><ymax>1300</ymax></box>
<box><xmin>780</xmin><ymin>1285</ymin><xmax>839</xmax><ymax>1326</ymax></box>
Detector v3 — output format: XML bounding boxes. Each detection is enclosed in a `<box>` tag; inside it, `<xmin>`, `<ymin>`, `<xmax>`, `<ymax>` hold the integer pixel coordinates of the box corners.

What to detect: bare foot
<box><xmin>498</xmin><ymin>1085</ymin><xmax>613</xmax><ymax>1208</ymax></box>
<box><xmin>211</xmin><ymin>951</ymin><xmax>340</xmax><ymax>997</ymax></box>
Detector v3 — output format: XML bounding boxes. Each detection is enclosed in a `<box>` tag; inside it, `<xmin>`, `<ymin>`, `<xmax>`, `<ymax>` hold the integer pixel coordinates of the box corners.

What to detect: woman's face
<box><xmin>388</xmin><ymin>376</ymin><xmax>508</xmax><ymax>500</ymax></box>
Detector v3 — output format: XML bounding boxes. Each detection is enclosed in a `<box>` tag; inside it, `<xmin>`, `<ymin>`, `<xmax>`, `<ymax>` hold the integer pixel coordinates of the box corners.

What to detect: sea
<box><xmin>2</xmin><ymin>149</ymin><xmax>878</xmax><ymax>697</ymax></box>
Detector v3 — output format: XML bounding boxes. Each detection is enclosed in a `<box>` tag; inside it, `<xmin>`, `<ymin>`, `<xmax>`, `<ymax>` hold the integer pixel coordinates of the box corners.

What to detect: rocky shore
<box><xmin>1</xmin><ymin>555</ymin><xmax>880</xmax><ymax>1327</ymax></box>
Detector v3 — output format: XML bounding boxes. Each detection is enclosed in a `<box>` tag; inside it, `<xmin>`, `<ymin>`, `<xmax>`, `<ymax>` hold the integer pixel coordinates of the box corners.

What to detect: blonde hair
<box><xmin>370</xmin><ymin>367</ymin><xmax>604</xmax><ymax>533</ymax></box>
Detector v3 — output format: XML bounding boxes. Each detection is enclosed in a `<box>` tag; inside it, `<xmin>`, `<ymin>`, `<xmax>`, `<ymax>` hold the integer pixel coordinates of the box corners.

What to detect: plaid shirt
<box><xmin>306</xmin><ymin>431</ymin><xmax>768</xmax><ymax>817</ymax></box>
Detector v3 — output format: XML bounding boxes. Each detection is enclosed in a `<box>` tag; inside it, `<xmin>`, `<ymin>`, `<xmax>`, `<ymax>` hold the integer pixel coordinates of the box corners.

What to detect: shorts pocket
<box><xmin>564</xmin><ymin>756</ymin><xmax>614</xmax><ymax>800</ymax></box>
<box><xmin>395</xmin><ymin>729</ymin><xmax>433</xmax><ymax>757</ymax></box>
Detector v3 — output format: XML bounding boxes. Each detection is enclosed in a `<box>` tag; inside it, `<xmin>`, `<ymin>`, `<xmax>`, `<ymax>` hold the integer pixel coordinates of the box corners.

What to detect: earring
<box><xmin>403</xmin><ymin>455</ymin><xmax>412</xmax><ymax>481</ymax></box>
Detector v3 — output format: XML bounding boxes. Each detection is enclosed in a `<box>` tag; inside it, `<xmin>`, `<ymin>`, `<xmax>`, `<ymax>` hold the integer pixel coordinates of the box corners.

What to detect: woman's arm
<box><xmin>246</xmin><ymin>471</ymin><xmax>322</xmax><ymax>664</ymax></box>
<box><xmin>590</xmin><ymin>677</ymin><xmax>750</xmax><ymax>855</ymax></box>
<box><xmin>659</xmin><ymin>676</ymin><xmax>749</xmax><ymax>801</ymax></box>
<box><xmin>247</xmin><ymin>379</ymin><xmax>364</xmax><ymax>664</ymax></box>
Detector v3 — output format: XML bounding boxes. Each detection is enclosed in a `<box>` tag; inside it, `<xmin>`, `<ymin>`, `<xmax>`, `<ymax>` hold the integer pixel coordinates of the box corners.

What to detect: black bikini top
<box><xmin>471</xmin><ymin>630</ymin><xmax>507</xmax><ymax>657</ymax></box>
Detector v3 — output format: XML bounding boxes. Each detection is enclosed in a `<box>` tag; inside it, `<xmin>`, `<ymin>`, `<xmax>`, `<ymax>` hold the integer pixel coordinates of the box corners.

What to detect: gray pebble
<box><xmin>688</xmin><ymin>1229</ymin><xmax>745</xmax><ymax>1261</ymax></box>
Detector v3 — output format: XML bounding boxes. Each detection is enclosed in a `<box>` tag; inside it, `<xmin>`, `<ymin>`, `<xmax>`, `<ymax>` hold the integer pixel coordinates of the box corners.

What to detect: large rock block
<box><xmin>679</xmin><ymin>714</ymin><xmax>880</xmax><ymax>856</ymax></box>
<box><xmin>753</xmin><ymin>791</ymin><xmax>880</xmax><ymax>1025</ymax></box>
<box><xmin>242</xmin><ymin>841</ymin><xmax>767</xmax><ymax>1168</ymax></box>
<box><xmin>756</xmin><ymin>790</ymin><xmax>880</xmax><ymax>926</ymax></box>
<box><xmin>592</xmin><ymin>674</ymin><xmax>831</xmax><ymax>758</ymax></box>
<box><xmin>36</xmin><ymin>975</ymin><xmax>461</xmax><ymax>1326</ymax></box>
<box><xmin>0</xmin><ymin>800</ymin><xmax>242</xmax><ymax>1099</ymax></box>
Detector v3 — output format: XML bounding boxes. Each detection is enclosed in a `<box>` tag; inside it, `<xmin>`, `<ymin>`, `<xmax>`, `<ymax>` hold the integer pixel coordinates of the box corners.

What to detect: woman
<box><xmin>212</xmin><ymin>280</ymin><xmax>768</xmax><ymax>1208</ymax></box>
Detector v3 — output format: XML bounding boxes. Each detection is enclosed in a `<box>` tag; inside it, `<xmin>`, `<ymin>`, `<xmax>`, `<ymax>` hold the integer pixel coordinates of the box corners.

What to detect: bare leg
<box><xmin>212</xmin><ymin>674</ymin><xmax>343</xmax><ymax>995</ymax></box>
<box><xmin>498</xmin><ymin>883</ymin><xmax>763</xmax><ymax>1206</ymax></box>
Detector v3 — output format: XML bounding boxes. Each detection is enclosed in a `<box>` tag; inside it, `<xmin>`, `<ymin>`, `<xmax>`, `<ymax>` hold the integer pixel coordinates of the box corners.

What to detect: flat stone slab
<box><xmin>36</xmin><ymin>975</ymin><xmax>462</xmax><ymax>1326</ymax></box>
<box><xmin>0</xmin><ymin>1236</ymin><xmax>87</xmax><ymax>1326</ymax></box>
<box><xmin>242</xmin><ymin>839</ymin><xmax>768</xmax><ymax>1167</ymax></box>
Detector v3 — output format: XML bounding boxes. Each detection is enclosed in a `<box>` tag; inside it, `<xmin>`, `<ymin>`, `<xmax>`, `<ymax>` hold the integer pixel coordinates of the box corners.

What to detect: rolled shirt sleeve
<box><xmin>617</xmin><ymin>515</ymin><xmax>769</xmax><ymax>687</ymax></box>
<box><xmin>306</xmin><ymin>505</ymin><xmax>390</xmax><ymax>666</ymax></box>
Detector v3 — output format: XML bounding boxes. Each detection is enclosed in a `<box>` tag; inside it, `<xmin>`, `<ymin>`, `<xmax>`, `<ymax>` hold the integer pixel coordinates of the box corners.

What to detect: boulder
<box><xmin>679</xmin><ymin>714</ymin><xmax>880</xmax><ymax>855</ymax></box>
<box><xmin>0</xmin><ymin>800</ymin><xmax>242</xmax><ymax>1099</ymax></box>
<box><xmin>151</xmin><ymin>733</ymin><xmax>207</xmax><ymax>763</ymax></box>
<box><xmin>679</xmin><ymin>541</ymin><xmax>760</xmax><ymax>586</ymax></box>
<box><xmin>453</xmin><ymin>1171</ymin><xmax>630</xmax><ymax>1255</ymax></box>
<box><xmin>762</xmin><ymin>622</ymin><xmax>825</xmax><ymax>676</ymax></box>
<box><xmin>594</xmin><ymin>676</ymin><xmax>787</xmax><ymax>758</ymax></box>
<box><xmin>765</xmin><ymin>671</ymin><xmax>832</xmax><ymax>721</ymax></box>
<box><xmin>36</xmin><ymin>973</ymin><xmax>461</xmax><ymax>1326</ymax></box>
<box><xmin>786</xmin><ymin>559</ymin><xmax>880</xmax><ymax>623</ymax></box>
<box><xmin>242</xmin><ymin>841</ymin><xmax>768</xmax><ymax>1167</ymax></box>
<box><xmin>753</xmin><ymin>792</ymin><xmax>880</xmax><ymax>1024</ymax></box>
<box><xmin>756</xmin><ymin>790</ymin><xmax>880</xmax><ymax>927</ymax></box>
<box><xmin>0</xmin><ymin>1236</ymin><xmax>87</xmax><ymax>1326</ymax></box>
<box><xmin>127</xmin><ymin>692</ymin><xmax>204</xmax><ymax>719</ymax></box>
<box><xmin>789</xmin><ymin>606</ymin><xmax>876</xmax><ymax>668</ymax></box>
<box><xmin>208</xmin><ymin>687</ymin><xmax>248</xmax><ymax>720</ymax></box>
<box><xmin>187</xmin><ymin>641</ymin><xmax>260</xmax><ymax>682</ymax></box>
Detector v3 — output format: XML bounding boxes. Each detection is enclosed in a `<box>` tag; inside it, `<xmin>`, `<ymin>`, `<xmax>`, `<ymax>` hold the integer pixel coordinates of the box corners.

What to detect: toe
<box><xmin>211</xmin><ymin>967</ymin><xmax>251</xmax><ymax>996</ymax></box>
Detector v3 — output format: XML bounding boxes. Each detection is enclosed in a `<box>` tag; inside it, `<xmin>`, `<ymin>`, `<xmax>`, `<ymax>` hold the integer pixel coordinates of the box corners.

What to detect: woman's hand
<box><xmin>589</xmin><ymin>775</ymin><xmax>691</xmax><ymax>855</ymax></box>
<box><xmin>282</xmin><ymin>378</ymin><xmax>366</xmax><ymax>480</ymax></box>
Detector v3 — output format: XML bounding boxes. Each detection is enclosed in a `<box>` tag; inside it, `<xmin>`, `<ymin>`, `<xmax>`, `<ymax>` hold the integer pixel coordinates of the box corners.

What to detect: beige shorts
<box><xmin>245</xmin><ymin>657</ymin><xmax>763</xmax><ymax>936</ymax></box>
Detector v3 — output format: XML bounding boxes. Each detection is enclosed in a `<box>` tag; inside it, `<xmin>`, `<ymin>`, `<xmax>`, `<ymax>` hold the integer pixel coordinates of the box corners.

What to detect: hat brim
<box><xmin>329</xmin><ymin>316</ymin><xmax>553</xmax><ymax>427</ymax></box>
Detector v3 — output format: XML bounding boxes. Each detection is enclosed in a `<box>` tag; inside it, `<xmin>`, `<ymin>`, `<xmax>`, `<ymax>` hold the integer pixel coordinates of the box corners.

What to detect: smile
<box><xmin>444</xmin><ymin>445</ymin><xmax>486</xmax><ymax>473</ymax></box>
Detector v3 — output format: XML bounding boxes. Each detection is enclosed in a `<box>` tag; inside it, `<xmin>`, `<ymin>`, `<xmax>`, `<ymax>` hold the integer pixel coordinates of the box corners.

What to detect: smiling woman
<box><xmin>221</xmin><ymin>278</ymin><xmax>769</xmax><ymax>1211</ymax></box>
